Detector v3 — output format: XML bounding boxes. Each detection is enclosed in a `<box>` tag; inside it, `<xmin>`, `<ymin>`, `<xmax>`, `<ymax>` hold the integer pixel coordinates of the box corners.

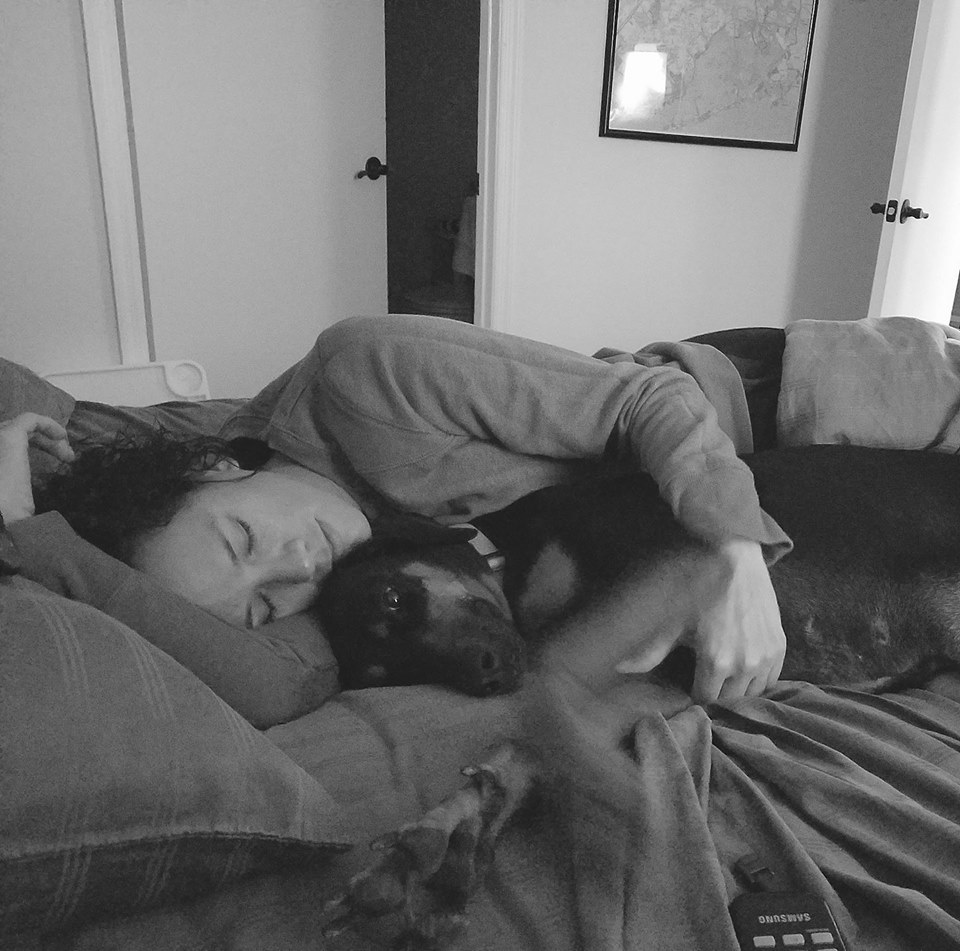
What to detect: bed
<box><xmin>5</xmin><ymin>320</ymin><xmax>960</xmax><ymax>951</ymax></box>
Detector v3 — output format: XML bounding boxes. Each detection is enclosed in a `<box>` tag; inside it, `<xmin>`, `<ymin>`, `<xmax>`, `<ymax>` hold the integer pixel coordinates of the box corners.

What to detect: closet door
<box><xmin>121</xmin><ymin>0</ymin><xmax>388</xmax><ymax>397</ymax></box>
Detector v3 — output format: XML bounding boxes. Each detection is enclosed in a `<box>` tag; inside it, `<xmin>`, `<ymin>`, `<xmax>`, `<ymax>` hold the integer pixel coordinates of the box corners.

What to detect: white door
<box><xmin>88</xmin><ymin>0</ymin><xmax>389</xmax><ymax>398</ymax></box>
<box><xmin>868</xmin><ymin>0</ymin><xmax>960</xmax><ymax>325</ymax></box>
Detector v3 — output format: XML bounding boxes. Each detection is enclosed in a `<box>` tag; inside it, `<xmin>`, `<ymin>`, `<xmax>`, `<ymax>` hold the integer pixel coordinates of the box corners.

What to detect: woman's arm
<box><xmin>239</xmin><ymin>315</ymin><xmax>789</xmax><ymax>701</ymax></box>
<box><xmin>313</xmin><ymin>316</ymin><xmax>788</xmax><ymax>552</ymax></box>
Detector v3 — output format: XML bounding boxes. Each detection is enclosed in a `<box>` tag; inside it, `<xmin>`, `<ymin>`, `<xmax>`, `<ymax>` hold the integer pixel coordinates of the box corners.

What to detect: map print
<box><xmin>606</xmin><ymin>0</ymin><xmax>817</xmax><ymax>147</ymax></box>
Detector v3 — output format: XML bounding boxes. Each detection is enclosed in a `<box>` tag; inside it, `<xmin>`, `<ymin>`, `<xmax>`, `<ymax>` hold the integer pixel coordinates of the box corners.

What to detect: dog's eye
<box><xmin>381</xmin><ymin>587</ymin><xmax>402</xmax><ymax>611</ymax></box>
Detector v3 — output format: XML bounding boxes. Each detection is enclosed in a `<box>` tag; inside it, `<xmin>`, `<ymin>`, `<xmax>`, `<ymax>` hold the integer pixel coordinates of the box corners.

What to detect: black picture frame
<box><xmin>600</xmin><ymin>0</ymin><xmax>819</xmax><ymax>151</ymax></box>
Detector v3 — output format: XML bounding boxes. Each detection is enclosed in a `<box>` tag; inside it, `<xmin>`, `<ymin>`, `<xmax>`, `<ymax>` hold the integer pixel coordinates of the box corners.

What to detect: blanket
<box><xmin>778</xmin><ymin>316</ymin><xmax>960</xmax><ymax>451</ymax></box>
<box><xmin>538</xmin><ymin>675</ymin><xmax>960</xmax><ymax>951</ymax></box>
<box><xmin>24</xmin><ymin>675</ymin><xmax>960</xmax><ymax>951</ymax></box>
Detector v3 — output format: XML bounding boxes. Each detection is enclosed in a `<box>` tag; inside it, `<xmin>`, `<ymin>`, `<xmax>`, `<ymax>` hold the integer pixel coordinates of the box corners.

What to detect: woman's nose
<box><xmin>271</xmin><ymin>538</ymin><xmax>325</xmax><ymax>583</ymax></box>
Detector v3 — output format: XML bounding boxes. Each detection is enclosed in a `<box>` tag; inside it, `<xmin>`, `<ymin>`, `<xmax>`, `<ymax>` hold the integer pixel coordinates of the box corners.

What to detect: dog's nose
<box><xmin>462</xmin><ymin>640</ymin><xmax>525</xmax><ymax>696</ymax></box>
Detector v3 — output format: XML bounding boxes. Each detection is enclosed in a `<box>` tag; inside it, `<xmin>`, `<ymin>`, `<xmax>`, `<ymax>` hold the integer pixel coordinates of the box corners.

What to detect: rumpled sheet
<box><xmin>24</xmin><ymin>676</ymin><xmax>960</xmax><ymax>950</ymax></box>
<box><xmin>777</xmin><ymin>316</ymin><xmax>960</xmax><ymax>451</ymax></box>
<box><xmin>552</xmin><ymin>675</ymin><xmax>960</xmax><ymax>951</ymax></box>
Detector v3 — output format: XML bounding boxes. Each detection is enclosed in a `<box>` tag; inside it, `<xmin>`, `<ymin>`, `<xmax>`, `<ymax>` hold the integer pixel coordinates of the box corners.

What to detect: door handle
<box><xmin>356</xmin><ymin>156</ymin><xmax>388</xmax><ymax>180</ymax></box>
<box><xmin>899</xmin><ymin>199</ymin><xmax>929</xmax><ymax>223</ymax></box>
<box><xmin>871</xmin><ymin>199</ymin><xmax>899</xmax><ymax>223</ymax></box>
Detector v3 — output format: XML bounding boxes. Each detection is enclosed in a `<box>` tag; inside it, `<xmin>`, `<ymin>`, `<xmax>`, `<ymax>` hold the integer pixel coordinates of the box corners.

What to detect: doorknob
<box><xmin>356</xmin><ymin>156</ymin><xmax>388</xmax><ymax>180</ymax></box>
<box><xmin>899</xmin><ymin>199</ymin><xmax>929</xmax><ymax>223</ymax></box>
<box><xmin>871</xmin><ymin>199</ymin><xmax>899</xmax><ymax>223</ymax></box>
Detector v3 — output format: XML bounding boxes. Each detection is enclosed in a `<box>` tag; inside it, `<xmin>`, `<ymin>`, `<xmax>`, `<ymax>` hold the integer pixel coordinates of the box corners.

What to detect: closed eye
<box><xmin>237</xmin><ymin>518</ymin><xmax>256</xmax><ymax>555</ymax></box>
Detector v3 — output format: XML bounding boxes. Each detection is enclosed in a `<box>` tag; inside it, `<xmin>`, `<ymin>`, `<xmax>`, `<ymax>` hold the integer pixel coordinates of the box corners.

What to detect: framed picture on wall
<box><xmin>600</xmin><ymin>0</ymin><xmax>819</xmax><ymax>150</ymax></box>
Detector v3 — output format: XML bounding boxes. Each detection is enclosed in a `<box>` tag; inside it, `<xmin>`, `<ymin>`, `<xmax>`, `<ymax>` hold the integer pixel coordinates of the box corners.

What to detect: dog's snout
<box><xmin>467</xmin><ymin>642</ymin><xmax>503</xmax><ymax>676</ymax></box>
<box><xmin>462</xmin><ymin>638</ymin><xmax>525</xmax><ymax>696</ymax></box>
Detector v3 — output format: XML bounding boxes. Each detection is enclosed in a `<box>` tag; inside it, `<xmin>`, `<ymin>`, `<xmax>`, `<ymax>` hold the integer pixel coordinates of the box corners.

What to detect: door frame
<box><xmin>475</xmin><ymin>0</ymin><xmax>522</xmax><ymax>332</ymax></box>
<box><xmin>79</xmin><ymin>0</ymin><xmax>152</xmax><ymax>364</ymax></box>
<box><xmin>83</xmin><ymin>0</ymin><xmax>518</xmax><ymax>345</ymax></box>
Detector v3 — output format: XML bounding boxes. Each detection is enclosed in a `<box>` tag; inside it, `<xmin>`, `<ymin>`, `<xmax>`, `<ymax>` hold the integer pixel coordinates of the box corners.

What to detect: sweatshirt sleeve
<box><xmin>255</xmin><ymin>315</ymin><xmax>791</xmax><ymax>562</ymax></box>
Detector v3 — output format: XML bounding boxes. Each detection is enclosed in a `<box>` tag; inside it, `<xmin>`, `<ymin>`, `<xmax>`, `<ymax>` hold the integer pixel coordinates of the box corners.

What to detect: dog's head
<box><xmin>315</xmin><ymin>514</ymin><xmax>526</xmax><ymax>696</ymax></box>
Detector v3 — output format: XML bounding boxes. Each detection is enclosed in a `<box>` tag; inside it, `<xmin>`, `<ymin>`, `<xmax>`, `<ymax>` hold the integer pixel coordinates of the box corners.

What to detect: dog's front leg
<box><xmin>322</xmin><ymin>742</ymin><xmax>538</xmax><ymax>949</ymax></box>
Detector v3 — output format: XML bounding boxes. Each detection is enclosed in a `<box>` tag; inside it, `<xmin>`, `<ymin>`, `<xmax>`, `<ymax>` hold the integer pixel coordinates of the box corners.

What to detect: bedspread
<box><xmin>20</xmin><ymin>681</ymin><xmax>960</xmax><ymax>951</ymax></box>
<box><xmin>554</xmin><ymin>676</ymin><xmax>960</xmax><ymax>951</ymax></box>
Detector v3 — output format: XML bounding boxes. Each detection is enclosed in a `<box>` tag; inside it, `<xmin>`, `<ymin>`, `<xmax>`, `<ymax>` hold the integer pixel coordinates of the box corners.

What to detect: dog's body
<box><xmin>319</xmin><ymin>445</ymin><xmax>960</xmax><ymax>696</ymax></box>
<box><xmin>320</xmin><ymin>445</ymin><xmax>960</xmax><ymax>948</ymax></box>
<box><xmin>488</xmin><ymin>444</ymin><xmax>960</xmax><ymax>688</ymax></box>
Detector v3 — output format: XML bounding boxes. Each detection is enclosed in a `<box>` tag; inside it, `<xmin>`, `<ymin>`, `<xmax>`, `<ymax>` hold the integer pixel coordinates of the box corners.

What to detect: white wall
<box><xmin>0</xmin><ymin>0</ymin><xmax>119</xmax><ymax>374</ymax></box>
<box><xmin>498</xmin><ymin>0</ymin><xmax>918</xmax><ymax>354</ymax></box>
<box><xmin>1</xmin><ymin>0</ymin><xmax>918</xmax><ymax>390</ymax></box>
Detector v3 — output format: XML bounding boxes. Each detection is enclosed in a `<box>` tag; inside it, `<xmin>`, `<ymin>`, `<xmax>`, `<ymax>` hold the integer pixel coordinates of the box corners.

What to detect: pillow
<box><xmin>778</xmin><ymin>316</ymin><xmax>960</xmax><ymax>452</ymax></box>
<box><xmin>9</xmin><ymin>513</ymin><xmax>339</xmax><ymax>729</ymax></box>
<box><xmin>67</xmin><ymin>395</ymin><xmax>242</xmax><ymax>446</ymax></box>
<box><xmin>0</xmin><ymin>357</ymin><xmax>342</xmax><ymax>724</ymax></box>
<box><xmin>0</xmin><ymin>357</ymin><xmax>75</xmax><ymax>476</ymax></box>
<box><xmin>0</xmin><ymin>577</ymin><xmax>352</xmax><ymax>939</ymax></box>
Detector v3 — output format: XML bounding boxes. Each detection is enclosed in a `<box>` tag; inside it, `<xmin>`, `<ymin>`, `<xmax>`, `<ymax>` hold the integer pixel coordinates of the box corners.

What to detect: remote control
<box><xmin>729</xmin><ymin>891</ymin><xmax>847</xmax><ymax>950</ymax></box>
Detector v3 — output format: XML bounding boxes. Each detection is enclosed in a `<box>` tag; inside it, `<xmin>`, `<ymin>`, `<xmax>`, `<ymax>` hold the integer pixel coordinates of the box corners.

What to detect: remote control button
<box><xmin>782</xmin><ymin>935</ymin><xmax>805</xmax><ymax>946</ymax></box>
<box><xmin>752</xmin><ymin>938</ymin><xmax>776</xmax><ymax>949</ymax></box>
<box><xmin>810</xmin><ymin>934</ymin><xmax>835</xmax><ymax>946</ymax></box>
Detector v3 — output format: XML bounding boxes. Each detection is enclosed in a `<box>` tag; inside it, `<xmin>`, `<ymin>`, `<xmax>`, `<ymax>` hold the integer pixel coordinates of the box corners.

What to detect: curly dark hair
<box><xmin>33</xmin><ymin>431</ymin><xmax>268</xmax><ymax>564</ymax></box>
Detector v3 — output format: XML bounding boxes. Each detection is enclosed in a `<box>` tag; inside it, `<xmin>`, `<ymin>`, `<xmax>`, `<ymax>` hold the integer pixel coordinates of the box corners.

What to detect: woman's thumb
<box><xmin>615</xmin><ymin>637</ymin><xmax>678</xmax><ymax>675</ymax></box>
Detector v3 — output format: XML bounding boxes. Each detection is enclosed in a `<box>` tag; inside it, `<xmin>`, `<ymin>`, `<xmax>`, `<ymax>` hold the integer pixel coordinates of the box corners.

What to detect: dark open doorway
<box><xmin>384</xmin><ymin>0</ymin><xmax>480</xmax><ymax>323</ymax></box>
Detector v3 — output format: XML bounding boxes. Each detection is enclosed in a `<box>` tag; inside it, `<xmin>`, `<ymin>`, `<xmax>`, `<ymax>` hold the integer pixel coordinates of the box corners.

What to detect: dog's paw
<box><xmin>322</xmin><ymin>746</ymin><xmax>535</xmax><ymax>948</ymax></box>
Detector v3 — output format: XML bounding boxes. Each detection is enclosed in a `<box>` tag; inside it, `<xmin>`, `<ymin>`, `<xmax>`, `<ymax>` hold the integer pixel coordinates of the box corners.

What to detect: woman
<box><xmin>2</xmin><ymin>314</ymin><xmax>789</xmax><ymax>702</ymax></box>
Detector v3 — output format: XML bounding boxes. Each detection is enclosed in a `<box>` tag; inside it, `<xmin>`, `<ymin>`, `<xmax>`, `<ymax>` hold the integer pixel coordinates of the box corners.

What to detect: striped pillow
<box><xmin>0</xmin><ymin>577</ymin><xmax>351</xmax><ymax>938</ymax></box>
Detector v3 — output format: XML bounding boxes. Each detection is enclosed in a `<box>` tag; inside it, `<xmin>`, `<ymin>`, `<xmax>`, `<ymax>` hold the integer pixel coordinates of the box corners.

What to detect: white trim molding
<box><xmin>475</xmin><ymin>0</ymin><xmax>524</xmax><ymax>333</ymax></box>
<box><xmin>79</xmin><ymin>0</ymin><xmax>152</xmax><ymax>364</ymax></box>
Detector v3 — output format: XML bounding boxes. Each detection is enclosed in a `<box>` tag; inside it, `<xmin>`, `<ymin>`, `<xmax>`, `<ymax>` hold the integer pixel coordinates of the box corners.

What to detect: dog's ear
<box><xmin>371</xmin><ymin>513</ymin><xmax>477</xmax><ymax>548</ymax></box>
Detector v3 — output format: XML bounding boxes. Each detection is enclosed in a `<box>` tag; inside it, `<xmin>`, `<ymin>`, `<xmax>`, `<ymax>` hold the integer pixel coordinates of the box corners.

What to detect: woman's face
<box><xmin>130</xmin><ymin>460</ymin><xmax>371</xmax><ymax>629</ymax></box>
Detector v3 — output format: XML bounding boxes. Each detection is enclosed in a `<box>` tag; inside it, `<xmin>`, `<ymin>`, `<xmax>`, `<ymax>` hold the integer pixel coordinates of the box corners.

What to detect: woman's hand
<box><xmin>682</xmin><ymin>538</ymin><xmax>785</xmax><ymax>702</ymax></box>
<box><xmin>615</xmin><ymin>538</ymin><xmax>786</xmax><ymax>704</ymax></box>
<box><xmin>0</xmin><ymin>413</ymin><xmax>75</xmax><ymax>523</ymax></box>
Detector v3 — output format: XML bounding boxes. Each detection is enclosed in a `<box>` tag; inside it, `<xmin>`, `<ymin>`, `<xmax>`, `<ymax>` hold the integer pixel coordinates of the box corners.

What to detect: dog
<box><xmin>320</xmin><ymin>445</ymin><xmax>960</xmax><ymax>947</ymax></box>
<box><xmin>318</xmin><ymin>445</ymin><xmax>960</xmax><ymax>697</ymax></box>
<box><xmin>316</xmin><ymin>516</ymin><xmax>526</xmax><ymax>696</ymax></box>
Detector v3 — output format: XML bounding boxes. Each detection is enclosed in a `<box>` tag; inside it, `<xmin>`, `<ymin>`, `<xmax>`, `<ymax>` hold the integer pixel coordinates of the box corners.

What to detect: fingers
<box><xmin>689</xmin><ymin>626</ymin><xmax>785</xmax><ymax>703</ymax></box>
<box><xmin>29</xmin><ymin>416</ymin><xmax>75</xmax><ymax>462</ymax></box>
<box><xmin>0</xmin><ymin>413</ymin><xmax>75</xmax><ymax>462</ymax></box>
<box><xmin>28</xmin><ymin>431</ymin><xmax>76</xmax><ymax>462</ymax></box>
<box><xmin>689</xmin><ymin>633</ymin><xmax>785</xmax><ymax>702</ymax></box>
<box><xmin>694</xmin><ymin>667</ymin><xmax>770</xmax><ymax>705</ymax></box>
